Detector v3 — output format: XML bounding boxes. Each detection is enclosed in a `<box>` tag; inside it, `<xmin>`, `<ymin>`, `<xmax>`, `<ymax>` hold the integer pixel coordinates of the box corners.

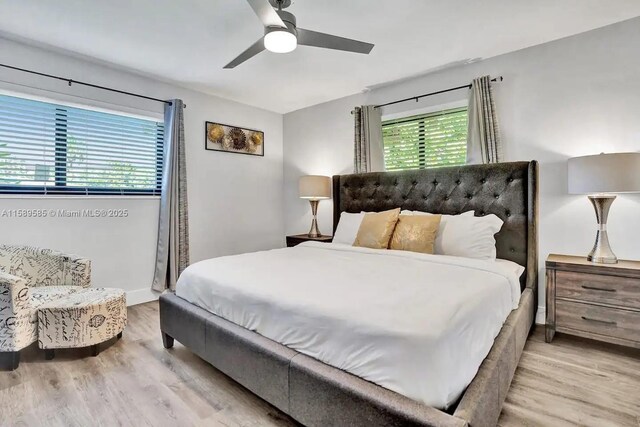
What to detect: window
<box><xmin>382</xmin><ymin>107</ymin><xmax>467</xmax><ymax>171</ymax></box>
<box><xmin>0</xmin><ymin>94</ymin><xmax>164</xmax><ymax>195</ymax></box>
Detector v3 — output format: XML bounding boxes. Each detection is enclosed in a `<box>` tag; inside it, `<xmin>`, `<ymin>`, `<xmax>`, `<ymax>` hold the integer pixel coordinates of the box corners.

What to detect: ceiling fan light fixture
<box><xmin>223</xmin><ymin>0</ymin><xmax>374</xmax><ymax>68</ymax></box>
<box><xmin>264</xmin><ymin>28</ymin><xmax>297</xmax><ymax>53</ymax></box>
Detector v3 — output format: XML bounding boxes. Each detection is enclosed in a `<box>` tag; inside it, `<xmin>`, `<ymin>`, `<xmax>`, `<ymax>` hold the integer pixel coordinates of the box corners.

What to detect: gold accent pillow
<box><xmin>353</xmin><ymin>208</ymin><xmax>401</xmax><ymax>249</ymax></box>
<box><xmin>389</xmin><ymin>214</ymin><xmax>442</xmax><ymax>254</ymax></box>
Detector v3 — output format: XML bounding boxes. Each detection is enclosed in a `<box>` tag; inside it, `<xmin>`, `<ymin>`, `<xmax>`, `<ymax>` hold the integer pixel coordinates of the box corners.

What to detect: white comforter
<box><xmin>176</xmin><ymin>242</ymin><xmax>522</xmax><ymax>409</ymax></box>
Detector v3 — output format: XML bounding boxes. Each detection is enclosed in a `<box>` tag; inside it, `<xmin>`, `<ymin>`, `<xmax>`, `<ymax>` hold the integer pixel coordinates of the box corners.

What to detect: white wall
<box><xmin>284</xmin><ymin>17</ymin><xmax>640</xmax><ymax>322</ymax></box>
<box><xmin>0</xmin><ymin>38</ymin><xmax>285</xmax><ymax>305</ymax></box>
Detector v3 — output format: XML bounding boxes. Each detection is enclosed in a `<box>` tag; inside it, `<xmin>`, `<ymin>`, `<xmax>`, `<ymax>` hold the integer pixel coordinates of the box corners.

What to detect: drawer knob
<box><xmin>581</xmin><ymin>316</ymin><xmax>617</xmax><ymax>326</ymax></box>
<box><xmin>581</xmin><ymin>284</ymin><xmax>616</xmax><ymax>293</ymax></box>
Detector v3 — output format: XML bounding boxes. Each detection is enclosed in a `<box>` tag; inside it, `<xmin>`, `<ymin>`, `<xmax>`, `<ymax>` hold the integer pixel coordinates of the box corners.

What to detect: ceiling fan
<box><xmin>224</xmin><ymin>0</ymin><xmax>374</xmax><ymax>68</ymax></box>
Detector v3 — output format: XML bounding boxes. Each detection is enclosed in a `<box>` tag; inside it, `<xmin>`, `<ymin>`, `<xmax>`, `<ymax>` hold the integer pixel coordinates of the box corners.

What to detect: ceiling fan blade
<box><xmin>223</xmin><ymin>37</ymin><xmax>265</xmax><ymax>69</ymax></box>
<box><xmin>297</xmin><ymin>29</ymin><xmax>374</xmax><ymax>54</ymax></box>
<box><xmin>245</xmin><ymin>0</ymin><xmax>286</xmax><ymax>28</ymax></box>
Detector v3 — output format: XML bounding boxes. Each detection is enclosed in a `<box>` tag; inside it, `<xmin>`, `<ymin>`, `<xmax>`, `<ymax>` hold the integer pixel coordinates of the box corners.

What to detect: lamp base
<box><xmin>587</xmin><ymin>195</ymin><xmax>618</xmax><ymax>264</ymax></box>
<box><xmin>307</xmin><ymin>199</ymin><xmax>322</xmax><ymax>238</ymax></box>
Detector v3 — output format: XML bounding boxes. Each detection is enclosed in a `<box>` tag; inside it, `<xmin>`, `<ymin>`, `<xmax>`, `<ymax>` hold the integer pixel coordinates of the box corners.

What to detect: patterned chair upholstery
<box><xmin>0</xmin><ymin>245</ymin><xmax>91</xmax><ymax>369</ymax></box>
<box><xmin>38</xmin><ymin>288</ymin><xmax>127</xmax><ymax>357</ymax></box>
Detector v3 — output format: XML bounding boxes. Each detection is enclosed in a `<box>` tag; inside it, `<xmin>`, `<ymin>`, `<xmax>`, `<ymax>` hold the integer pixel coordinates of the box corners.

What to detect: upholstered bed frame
<box><xmin>159</xmin><ymin>160</ymin><xmax>538</xmax><ymax>427</ymax></box>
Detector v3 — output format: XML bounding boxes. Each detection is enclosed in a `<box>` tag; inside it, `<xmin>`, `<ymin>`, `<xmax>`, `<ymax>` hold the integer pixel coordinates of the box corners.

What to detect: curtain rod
<box><xmin>0</xmin><ymin>63</ymin><xmax>182</xmax><ymax>108</ymax></box>
<box><xmin>350</xmin><ymin>76</ymin><xmax>503</xmax><ymax>113</ymax></box>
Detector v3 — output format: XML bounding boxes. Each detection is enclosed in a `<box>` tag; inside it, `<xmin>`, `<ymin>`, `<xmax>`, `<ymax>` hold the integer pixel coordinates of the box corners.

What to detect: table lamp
<box><xmin>568</xmin><ymin>152</ymin><xmax>640</xmax><ymax>264</ymax></box>
<box><xmin>299</xmin><ymin>175</ymin><xmax>331</xmax><ymax>238</ymax></box>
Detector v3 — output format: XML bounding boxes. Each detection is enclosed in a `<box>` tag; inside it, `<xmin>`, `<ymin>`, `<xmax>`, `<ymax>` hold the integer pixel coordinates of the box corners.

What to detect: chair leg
<box><xmin>0</xmin><ymin>351</ymin><xmax>20</xmax><ymax>370</ymax></box>
<box><xmin>91</xmin><ymin>344</ymin><xmax>100</xmax><ymax>357</ymax></box>
<box><xmin>162</xmin><ymin>332</ymin><xmax>174</xmax><ymax>349</ymax></box>
<box><xmin>45</xmin><ymin>349</ymin><xmax>55</xmax><ymax>361</ymax></box>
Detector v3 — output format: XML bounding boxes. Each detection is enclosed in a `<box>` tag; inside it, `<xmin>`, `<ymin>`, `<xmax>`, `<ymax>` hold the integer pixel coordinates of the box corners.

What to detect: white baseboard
<box><xmin>535</xmin><ymin>306</ymin><xmax>546</xmax><ymax>325</ymax></box>
<box><xmin>126</xmin><ymin>288</ymin><xmax>160</xmax><ymax>306</ymax></box>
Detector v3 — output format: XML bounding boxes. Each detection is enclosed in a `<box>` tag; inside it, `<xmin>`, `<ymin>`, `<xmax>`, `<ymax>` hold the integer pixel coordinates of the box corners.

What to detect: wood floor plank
<box><xmin>2</xmin><ymin>301</ymin><xmax>639</xmax><ymax>427</ymax></box>
<box><xmin>499</xmin><ymin>332</ymin><xmax>640</xmax><ymax>427</ymax></box>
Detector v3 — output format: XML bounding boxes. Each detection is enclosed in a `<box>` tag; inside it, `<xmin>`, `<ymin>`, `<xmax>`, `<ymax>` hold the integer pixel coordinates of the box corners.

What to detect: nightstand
<box><xmin>546</xmin><ymin>254</ymin><xmax>640</xmax><ymax>349</ymax></box>
<box><xmin>286</xmin><ymin>234</ymin><xmax>333</xmax><ymax>247</ymax></box>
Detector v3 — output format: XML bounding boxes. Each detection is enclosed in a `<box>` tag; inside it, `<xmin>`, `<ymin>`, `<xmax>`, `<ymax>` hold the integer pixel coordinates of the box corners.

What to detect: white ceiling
<box><xmin>1</xmin><ymin>0</ymin><xmax>640</xmax><ymax>113</ymax></box>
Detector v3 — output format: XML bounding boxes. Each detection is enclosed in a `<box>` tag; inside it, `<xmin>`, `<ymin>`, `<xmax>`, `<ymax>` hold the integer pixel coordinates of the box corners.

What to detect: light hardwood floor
<box><xmin>1</xmin><ymin>301</ymin><xmax>639</xmax><ymax>427</ymax></box>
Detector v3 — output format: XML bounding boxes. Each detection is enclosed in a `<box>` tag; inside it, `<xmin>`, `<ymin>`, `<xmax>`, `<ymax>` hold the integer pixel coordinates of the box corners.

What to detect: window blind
<box><xmin>382</xmin><ymin>107</ymin><xmax>467</xmax><ymax>171</ymax></box>
<box><xmin>0</xmin><ymin>94</ymin><xmax>164</xmax><ymax>195</ymax></box>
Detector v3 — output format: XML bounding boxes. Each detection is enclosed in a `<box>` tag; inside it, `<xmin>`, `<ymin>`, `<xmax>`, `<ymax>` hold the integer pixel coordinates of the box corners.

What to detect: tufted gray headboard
<box><xmin>332</xmin><ymin>161</ymin><xmax>538</xmax><ymax>292</ymax></box>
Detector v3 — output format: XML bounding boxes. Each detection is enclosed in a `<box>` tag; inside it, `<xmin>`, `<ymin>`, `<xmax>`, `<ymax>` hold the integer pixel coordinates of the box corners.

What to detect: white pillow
<box><xmin>333</xmin><ymin>212</ymin><xmax>365</xmax><ymax>245</ymax></box>
<box><xmin>437</xmin><ymin>213</ymin><xmax>503</xmax><ymax>259</ymax></box>
<box><xmin>495</xmin><ymin>259</ymin><xmax>525</xmax><ymax>279</ymax></box>
<box><xmin>406</xmin><ymin>210</ymin><xmax>502</xmax><ymax>259</ymax></box>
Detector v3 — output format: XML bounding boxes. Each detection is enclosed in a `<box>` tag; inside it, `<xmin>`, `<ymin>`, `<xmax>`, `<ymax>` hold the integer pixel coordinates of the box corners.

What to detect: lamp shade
<box><xmin>299</xmin><ymin>175</ymin><xmax>331</xmax><ymax>199</ymax></box>
<box><xmin>568</xmin><ymin>152</ymin><xmax>640</xmax><ymax>194</ymax></box>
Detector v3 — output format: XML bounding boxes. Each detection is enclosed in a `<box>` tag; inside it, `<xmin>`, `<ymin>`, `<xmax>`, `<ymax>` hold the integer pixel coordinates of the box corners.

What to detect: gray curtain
<box><xmin>467</xmin><ymin>75</ymin><xmax>502</xmax><ymax>164</ymax></box>
<box><xmin>353</xmin><ymin>105</ymin><xmax>384</xmax><ymax>173</ymax></box>
<box><xmin>152</xmin><ymin>99</ymin><xmax>189</xmax><ymax>292</ymax></box>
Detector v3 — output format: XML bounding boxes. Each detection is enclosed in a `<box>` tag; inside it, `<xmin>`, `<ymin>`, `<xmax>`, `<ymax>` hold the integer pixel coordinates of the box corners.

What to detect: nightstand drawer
<box><xmin>556</xmin><ymin>300</ymin><xmax>640</xmax><ymax>343</ymax></box>
<box><xmin>556</xmin><ymin>270</ymin><xmax>640</xmax><ymax>309</ymax></box>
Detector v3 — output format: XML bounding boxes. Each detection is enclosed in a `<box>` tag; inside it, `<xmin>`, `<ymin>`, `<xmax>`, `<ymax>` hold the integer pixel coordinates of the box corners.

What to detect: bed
<box><xmin>159</xmin><ymin>161</ymin><xmax>538</xmax><ymax>427</ymax></box>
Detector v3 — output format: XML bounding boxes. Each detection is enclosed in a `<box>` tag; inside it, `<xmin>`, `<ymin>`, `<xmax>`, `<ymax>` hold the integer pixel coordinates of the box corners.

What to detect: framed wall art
<box><xmin>205</xmin><ymin>122</ymin><xmax>264</xmax><ymax>157</ymax></box>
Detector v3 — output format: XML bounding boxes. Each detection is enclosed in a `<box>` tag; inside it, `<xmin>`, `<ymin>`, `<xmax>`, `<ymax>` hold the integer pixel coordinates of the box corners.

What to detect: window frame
<box><xmin>381</xmin><ymin>102</ymin><xmax>468</xmax><ymax>172</ymax></box>
<box><xmin>0</xmin><ymin>94</ymin><xmax>164</xmax><ymax>196</ymax></box>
